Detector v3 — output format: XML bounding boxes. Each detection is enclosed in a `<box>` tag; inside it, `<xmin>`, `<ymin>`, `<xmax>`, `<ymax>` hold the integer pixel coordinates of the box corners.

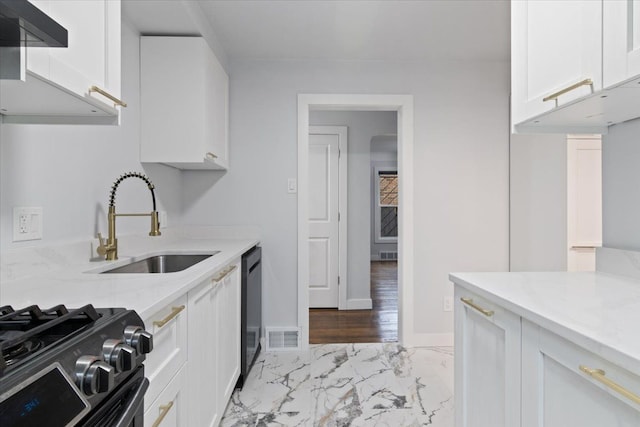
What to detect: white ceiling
<box><xmin>124</xmin><ymin>0</ymin><xmax>510</xmax><ymax>62</ymax></box>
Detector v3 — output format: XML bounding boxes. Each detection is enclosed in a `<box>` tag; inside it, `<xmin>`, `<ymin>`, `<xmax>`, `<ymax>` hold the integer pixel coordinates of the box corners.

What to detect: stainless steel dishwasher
<box><xmin>236</xmin><ymin>246</ymin><xmax>261</xmax><ymax>389</ymax></box>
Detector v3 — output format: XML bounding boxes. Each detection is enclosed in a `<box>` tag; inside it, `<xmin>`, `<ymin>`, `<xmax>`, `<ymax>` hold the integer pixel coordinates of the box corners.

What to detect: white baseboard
<box><xmin>346</xmin><ymin>298</ymin><xmax>373</xmax><ymax>310</ymax></box>
<box><xmin>403</xmin><ymin>332</ymin><xmax>454</xmax><ymax>347</ymax></box>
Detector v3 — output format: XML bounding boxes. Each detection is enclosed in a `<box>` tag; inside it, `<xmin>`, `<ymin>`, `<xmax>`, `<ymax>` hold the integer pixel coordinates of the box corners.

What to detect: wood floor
<box><xmin>309</xmin><ymin>261</ymin><xmax>398</xmax><ymax>344</ymax></box>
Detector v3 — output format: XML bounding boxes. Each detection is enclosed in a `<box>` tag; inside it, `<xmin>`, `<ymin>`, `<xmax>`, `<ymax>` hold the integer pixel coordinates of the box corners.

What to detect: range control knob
<box><xmin>123</xmin><ymin>325</ymin><xmax>153</xmax><ymax>355</ymax></box>
<box><xmin>75</xmin><ymin>356</ymin><xmax>115</xmax><ymax>396</ymax></box>
<box><xmin>102</xmin><ymin>339</ymin><xmax>136</xmax><ymax>373</ymax></box>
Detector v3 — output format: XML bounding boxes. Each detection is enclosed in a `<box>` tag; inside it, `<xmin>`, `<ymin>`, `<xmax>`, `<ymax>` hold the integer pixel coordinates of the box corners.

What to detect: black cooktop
<box><xmin>0</xmin><ymin>305</ymin><xmax>108</xmax><ymax>375</ymax></box>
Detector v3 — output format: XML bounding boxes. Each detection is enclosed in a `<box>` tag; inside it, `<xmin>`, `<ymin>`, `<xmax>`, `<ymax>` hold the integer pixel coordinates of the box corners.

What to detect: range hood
<box><xmin>0</xmin><ymin>0</ymin><xmax>68</xmax><ymax>47</ymax></box>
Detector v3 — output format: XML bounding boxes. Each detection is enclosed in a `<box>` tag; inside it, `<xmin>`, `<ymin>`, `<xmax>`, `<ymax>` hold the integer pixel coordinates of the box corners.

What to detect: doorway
<box><xmin>297</xmin><ymin>94</ymin><xmax>414</xmax><ymax>348</ymax></box>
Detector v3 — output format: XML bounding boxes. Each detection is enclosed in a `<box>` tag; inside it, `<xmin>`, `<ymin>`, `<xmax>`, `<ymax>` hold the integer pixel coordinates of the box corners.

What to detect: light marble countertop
<box><xmin>0</xmin><ymin>229</ymin><xmax>258</xmax><ymax>320</ymax></box>
<box><xmin>449</xmin><ymin>271</ymin><xmax>640</xmax><ymax>374</ymax></box>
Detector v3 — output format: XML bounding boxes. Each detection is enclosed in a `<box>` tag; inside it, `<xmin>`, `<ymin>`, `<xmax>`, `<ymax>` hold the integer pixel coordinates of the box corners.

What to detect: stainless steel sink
<box><xmin>100</xmin><ymin>253</ymin><xmax>219</xmax><ymax>274</ymax></box>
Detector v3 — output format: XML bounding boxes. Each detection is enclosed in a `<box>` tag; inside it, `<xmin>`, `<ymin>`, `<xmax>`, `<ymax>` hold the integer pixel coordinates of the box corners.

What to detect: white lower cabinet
<box><xmin>143</xmin><ymin>259</ymin><xmax>243</xmax><ymax>427</ymax></box>
<box><xmin>522</xmin><ymin>320</ymin><xmax>640</xmax><ymax>427</ymax></box>
<box><xmin>217</xmin><ymin>262</ymin><xmax>241</xmax><ymax>408</ymax></box>
<box><xmin>454</xmin><ymin>288</ymin><xmax>521</xmax><ymax>427</ymax></box>
<box><xmin>187</xmin><ymin>259</ymin><xmax>241</xmax><ymax>427</ymax></box>
<box><xmin>454</xmin><ymin>284</ymin><xmax>640</xmax><ymax>427</ymax></box>
<box><xmin>144</xmin><ymin>364</ymin><xmax>188</xmax><ymax>427</ymax></box>
<box><xmin>187</xmin><ymin>274</ymin><xmax>221</xmax><ymax>427</ymax></box>
<box><xmin>143</xmin><ymin>295</ymin><xmax>187</xmax><ymax>411</ymax></box>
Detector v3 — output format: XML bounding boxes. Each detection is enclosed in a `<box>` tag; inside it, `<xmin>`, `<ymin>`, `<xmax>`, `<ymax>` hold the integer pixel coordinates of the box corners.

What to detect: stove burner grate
<box><xmin>0</xmin><ymin>304</ymin><xmax>100</xmax><ymax>374</ymax></box>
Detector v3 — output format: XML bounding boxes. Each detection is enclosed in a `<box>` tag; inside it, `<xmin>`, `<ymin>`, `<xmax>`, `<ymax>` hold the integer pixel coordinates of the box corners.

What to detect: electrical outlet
<box><xmin>13</xmin><ymin>207</ymin><xmax>43</xmax><ymax>242</ymax></box>
<box><xmin>443</xmin><ymin>296</ymin><xmax>453</xmax><ymax>312</ymax></box>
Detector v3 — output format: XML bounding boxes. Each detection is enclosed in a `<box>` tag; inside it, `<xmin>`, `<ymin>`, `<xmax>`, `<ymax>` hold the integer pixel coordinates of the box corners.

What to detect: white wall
<box><xmin>181</xmin><ymin>58</ymin><xmax>510</xmax><ymax>340</ymax></box>
<box><xmin>370</xmin><ymin>136</ymin><xmax>398</xmax><ymax>260</ymax></box>
<box><xmin>0</xmin><ymin>22</ymin><xmax>182</xmax><ymax>249</ymax></box>
<box><xmin>510</xmin><ymin>133</ymin><xmax>568</xmax><ymax>271</ymax></box>
<box><xmin>602</xmin><ymin>118</ymin><xmax>640</xmax><ymax>251</ymax></box>
<box><xmin>309</xmin><ymin>111</ymin><xmax>397</xmax><ymax>303</ymax></box>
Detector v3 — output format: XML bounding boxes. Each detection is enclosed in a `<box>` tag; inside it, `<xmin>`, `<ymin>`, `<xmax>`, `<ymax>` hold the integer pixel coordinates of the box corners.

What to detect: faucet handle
<box><xmin>96</xmin><ymin>233</ymin><xmax>107</xmax><ymax>256</ymax></box>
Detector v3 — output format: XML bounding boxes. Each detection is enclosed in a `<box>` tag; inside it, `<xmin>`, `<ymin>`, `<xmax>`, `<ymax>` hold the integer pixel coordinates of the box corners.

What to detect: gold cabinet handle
<box><xmin>89</xmin><ymin>85</ymin><xmax>127</xmax><ymax>107</ymax></box>
<box><xmin>460</xmin><ymin>297</ymin><xmax>494</xmax><ymax>317</ymax></box>
<box><xmin>542</xmin><ymin>78</ymin><xmax>593</xmax><ymax>102</ymax></box>
<box><xmin>152</xmin><ymin>305</ymin><xmax>185</xmax><ymax>328</ymax></box>
<box><xmin>151</xmin><ymin>401</ymin><xmax>174</xmax><ymax>427</ymax></box>
<box><xmin>212</xmin><ymin>265</ymin><xmax>237</xmax><ymax>282</ymax></box>
<box><xmin>579</xmin><ymin>365</ymin><xmax>640</xmax><ymax>404</ymax></box>
<box><xmin>570</xmin><ymin>245</ymin><xmax>597</xmax><ymax>249</ymax></box>
<box><xmin>205</xmin><ymin>152</ymin><xmax>218</xmax><ymax>160</ymax></box>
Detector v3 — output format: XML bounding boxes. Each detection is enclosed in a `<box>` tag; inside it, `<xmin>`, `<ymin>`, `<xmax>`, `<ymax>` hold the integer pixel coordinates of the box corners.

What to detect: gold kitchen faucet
<box><xmin>97</xmin><ymin>172</ymin><xmax>161</xmax><ymax>261</ymax></box>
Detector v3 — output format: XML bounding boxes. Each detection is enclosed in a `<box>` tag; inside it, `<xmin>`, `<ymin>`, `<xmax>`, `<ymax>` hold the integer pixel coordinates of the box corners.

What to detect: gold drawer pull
<box><xmin>461</xmin><ymin>297</ymin><xmax>494</xmax><ymax>317</ymax></box>
<box><xmin>212</xmin><ymin>265</ymin><xmax>237</xmax><ymax>283</ymax></box>
<box><xmin>579</xmin><ymin>365</ymin><xmax>640</xmax><ymax>404</ymax></box>
<box><xmin>205</xmin><ymin>152</ymin><xmax>218</xmax><ymax>160</ymax></box>
<box><xmin>151</xmin><ymin>401</ymin><xmax>174</xmax><ymax>427</ymax></box>
<box><xmin>152</xmin><ymin>305</ymin><xmax>185</xmax><ymax>328</ymax></box>
<box><xmin>89</xmin><ymin>85</ymin><xmax>127</xmax><ymax>107</ymax></box>
<box><xmin>543</xmin><ymin>78</ymin><xmax>593</xmax><ymax>103</ymax></box>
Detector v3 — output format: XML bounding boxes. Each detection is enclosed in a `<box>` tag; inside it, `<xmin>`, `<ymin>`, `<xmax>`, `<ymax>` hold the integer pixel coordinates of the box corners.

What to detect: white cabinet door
<box><xmin>512</xmin><ymin>0</ymin><xmax>602</xmax><ymax>127</ymax></box>
<box><xmin>140</xmin><ymin>37</ymin><xmax>229</xmax><ymax>170</ymax></box>
<box><xmin>522</xmin><ymin>321</ymin><xmax>640</xmax><ymax>427</ymax></box>
<box><xmin>144</xmin><ymin>364</ymin><xmax>188</xmax><ymax>427</ymax></box>
<box><xmin>216</xmin><ymin>262</ymin><xmax>241</xmax><ymax>407</ymax></box>
<box><xmin>454</xmin><ymin>287</ymin><xmax>521</xmax><ymax>427</ymax></box>
<box><xmin>143</xmin><ymin>296</ymin><xmax>187</xmax><ymax>411</ymax></box>
<box><xmin>187</xmin><ymin>278</ymin><xmax>220</xmax><ymax>427</ymax></box>
<box><xmin>0</xmin><ymin>0</ymin><xmax>122</xmax><ymax>124</ymax></box>
<box><xmin>604</xmin><ymin>0</ymin><xmax>640</xmax><ymax>87</ymax></box>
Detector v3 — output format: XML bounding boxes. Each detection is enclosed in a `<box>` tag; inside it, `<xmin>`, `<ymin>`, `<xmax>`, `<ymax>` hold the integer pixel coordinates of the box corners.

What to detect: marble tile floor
<box><xmin>221</xmin><ymin>343</ymin><xmax>454</xmax><ymax>427</ymax></box>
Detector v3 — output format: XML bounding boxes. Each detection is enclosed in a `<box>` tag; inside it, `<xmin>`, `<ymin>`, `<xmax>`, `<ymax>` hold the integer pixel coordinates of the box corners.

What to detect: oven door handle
<box><xmin>111</xmin><ymin>377</ymin><xmax>149</xmax><ymax>427</ymax></box>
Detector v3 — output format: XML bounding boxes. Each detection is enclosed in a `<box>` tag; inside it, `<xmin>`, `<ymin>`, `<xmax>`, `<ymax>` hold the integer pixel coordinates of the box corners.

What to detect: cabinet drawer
<box><xmin>144</xmin><ymin>364</ymin><xmax>187</xmax><ymax>427</ymax></box>
<box><xmin>522</xmin><ymin>321</ymin><xmax>640</xmax><ymax>426</ymax></box>
<box><xmin>144</xmin><ymin>295</ymin><xmax>187</xmax><ymax>410</ymax></box>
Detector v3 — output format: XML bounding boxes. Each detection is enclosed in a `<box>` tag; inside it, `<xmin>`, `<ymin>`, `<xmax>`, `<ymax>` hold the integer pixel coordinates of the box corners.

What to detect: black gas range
<box><xmin>0</xmin><ymin>304</ymin><xmax>153</xmax><ymax>427</ymax></box>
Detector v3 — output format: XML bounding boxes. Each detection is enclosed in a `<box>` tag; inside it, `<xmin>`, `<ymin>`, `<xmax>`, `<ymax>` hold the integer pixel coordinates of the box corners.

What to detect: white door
<box><xmin>567</xmin><ymin>136</ymin><xmax>602</xmax><ymax>271</ymax></box>
<box><xmin>308</xmin><ymin>126</ymin><xmax>347</xmax><ymax>308</ymax></box>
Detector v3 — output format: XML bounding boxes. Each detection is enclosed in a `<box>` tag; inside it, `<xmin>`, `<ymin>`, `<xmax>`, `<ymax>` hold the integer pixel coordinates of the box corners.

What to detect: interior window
<box><xmin>378</xmin><ymin>171</ymin><xmax>398</xmax><ymax>239</ymax></box>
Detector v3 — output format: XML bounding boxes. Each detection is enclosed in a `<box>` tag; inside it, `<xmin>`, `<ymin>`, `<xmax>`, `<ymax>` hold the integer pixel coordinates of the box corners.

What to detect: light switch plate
<box><xmin>288</xmin><ymin>178</ymin><xmax>297</xmax><ymax>193</ymax></box>
<box><xmin>159</xmin><ymin>211</ymin><xmax>168</xmax><ymax>229</ymax></box>
<box><xmin>13</xmin><ymin>207</ymin><xmax>43</xmax><ymax>242</ymax></box>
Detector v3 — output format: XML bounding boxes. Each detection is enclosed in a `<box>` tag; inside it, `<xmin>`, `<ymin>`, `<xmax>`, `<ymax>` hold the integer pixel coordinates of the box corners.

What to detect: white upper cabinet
<box><xmin>512</xmin><ymin>0</ymin><xmax>640</xmax><ymax>134</ymax></box>
<box><xmin>0</xmin><ymin>0</ymin><xmax>123</xmax><ymax>125</ymax></box>
<box><xmin>512</xmin><ymin>0</ymin><xmax>602</xmax><ymax>128</ymax></box>
<box><xmin>603</xmin><ymin>0</ymin><xmax>640</xmax><ymax>87</ymax></box>
<box><xmin>140</xmin><ymin>37</ymin><xmax>229</xmax><ymax>170</ymax></box>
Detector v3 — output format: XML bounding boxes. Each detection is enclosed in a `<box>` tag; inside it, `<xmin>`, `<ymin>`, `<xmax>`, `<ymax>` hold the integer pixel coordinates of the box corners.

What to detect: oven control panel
<box><xmin>0</xmin><ymin>363</ymin><xmax>90</xmax><ymax>427</ymax></box>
